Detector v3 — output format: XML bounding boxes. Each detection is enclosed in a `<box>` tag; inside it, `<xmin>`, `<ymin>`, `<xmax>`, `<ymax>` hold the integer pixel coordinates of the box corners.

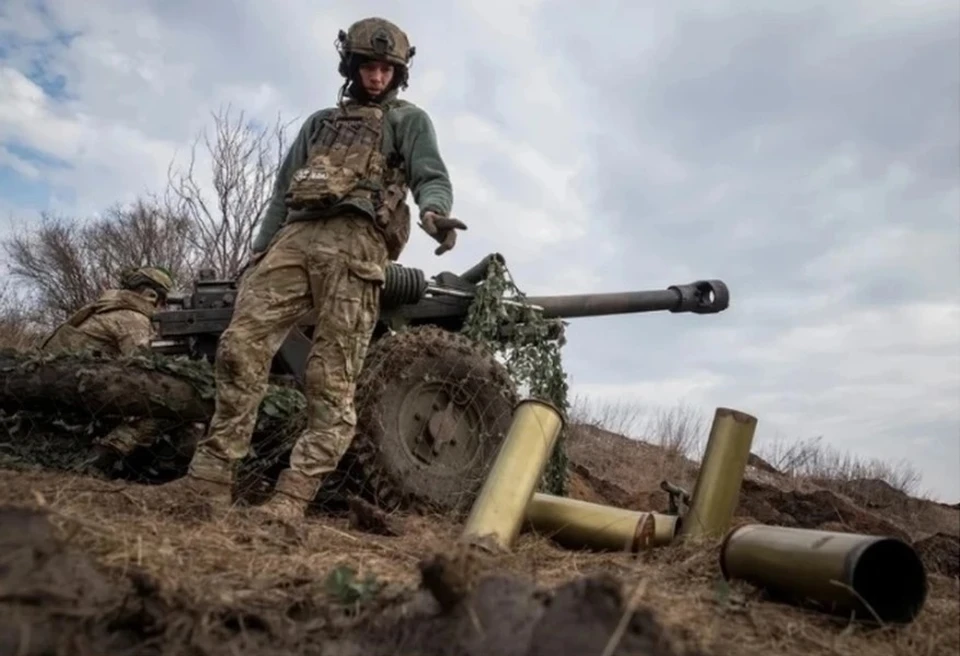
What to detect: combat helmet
<box><xmin>336</xmin><ymin>17</ymin><xmax>416</xmax><ymax>92</ymax></box>
<box><xmin>119</xmin><ymin>266</ymin><xmax>174</xmax><ymax>300</ymax></box>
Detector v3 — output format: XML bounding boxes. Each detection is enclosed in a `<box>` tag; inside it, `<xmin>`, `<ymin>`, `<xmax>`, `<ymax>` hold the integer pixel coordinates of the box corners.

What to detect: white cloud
<box><xmin>0</xmin><ymin>144</ymin><xmax>39</xmax><ymax>179</ymax></box>
<box><xmin>0</xmin><ymin>0</ymin><xmax>958</xmax><ymax>502</ymax></box>
<box><xmin>573</xmin><ymin>371</ymin><xmax>730</xmax><ymax>411</ymax></box>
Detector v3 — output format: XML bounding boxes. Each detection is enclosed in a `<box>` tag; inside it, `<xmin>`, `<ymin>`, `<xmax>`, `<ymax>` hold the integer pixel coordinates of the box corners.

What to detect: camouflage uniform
<box><xmin>41</xmin><ymin>267</ymin><xmax>175</xmax><ymax>460</ymax></box>
<box><xmin>166</xmin><ymin>17</ymin><xmax>466</xmax><ymax>519</ymax></box>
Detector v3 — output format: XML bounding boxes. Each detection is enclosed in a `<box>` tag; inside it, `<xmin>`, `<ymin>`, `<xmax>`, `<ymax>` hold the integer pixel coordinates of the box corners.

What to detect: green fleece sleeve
<box><xmin>251</xmin><ymin>110</ymin><xmax>327</xmax><ymax>253</ymax></box>
<box><xmin>393</xmin><ymin>105</ymin><xmax>453</xmax><ymax>218</ymax></box>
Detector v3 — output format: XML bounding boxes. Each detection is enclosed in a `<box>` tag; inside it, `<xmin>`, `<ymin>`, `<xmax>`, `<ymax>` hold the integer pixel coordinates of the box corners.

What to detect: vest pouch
<box><xmin>374</xmin><ymin>181</ymin><xmax>411</xmax><ymax>261</ymax></box>
<box><xmin>285</xmin><ymin>109</ymin><xmax>385</xmax><ymax>212</ymax></box>
<box><xmin>285</xmin><ymin>159</ymin><xmax>362</xmax><ymax>211</ymax></box>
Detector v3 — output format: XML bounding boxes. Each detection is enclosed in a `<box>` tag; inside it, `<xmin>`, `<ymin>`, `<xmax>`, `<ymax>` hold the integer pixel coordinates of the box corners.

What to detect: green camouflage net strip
<box><xmin>0</xmin><ymin>348</ymin><xmax>306</xmax><ymax>482</ymax></box>
<box><xmin>460</xmin><ymin>258</ymin><xmax>569</xmax><ymax>496</ymax></box>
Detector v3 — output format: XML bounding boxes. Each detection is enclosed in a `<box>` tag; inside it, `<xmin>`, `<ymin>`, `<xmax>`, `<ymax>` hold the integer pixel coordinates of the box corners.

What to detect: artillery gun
<box><xmin>151</xmin><ymin>253</ymin><xmax>730</xmax><ymax>513</ymax></box>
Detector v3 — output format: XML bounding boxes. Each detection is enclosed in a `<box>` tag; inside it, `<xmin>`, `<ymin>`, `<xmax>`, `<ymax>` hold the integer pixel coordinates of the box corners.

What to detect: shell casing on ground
<box><xmin>720</xmin><ymin>524</ymin><xmax>928</xmax><ymax>624</ymax></box>
<box><xmin>461</xmin><ymin>398</ymin><xmax>565</xmax><ymax>551</ymax></box>
<box><xmin>525</xmin><ymin>493</ymin><xmax>679</xmax><ymax>552</ymax></box>
<box><xmin>680</xmin><ymin>407</ymin><xmax>757</xmax><ymax>539</ymax></box>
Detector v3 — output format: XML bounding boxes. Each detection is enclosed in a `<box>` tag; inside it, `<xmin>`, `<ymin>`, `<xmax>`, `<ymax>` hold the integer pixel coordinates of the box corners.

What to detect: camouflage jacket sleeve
<box><xmin>85</xmin><ymin>311</ymin><xmax>154</xmax><ymax>356</ymax></box>
<box><xmin>251</xmin><ymin>109</ymin><xmax>330</xmax><ymax>253</ymax></box>
<box><xmin>391</xmin><ymin>105</ymin><xmax>453</xmax><ymax>219</ymax></box>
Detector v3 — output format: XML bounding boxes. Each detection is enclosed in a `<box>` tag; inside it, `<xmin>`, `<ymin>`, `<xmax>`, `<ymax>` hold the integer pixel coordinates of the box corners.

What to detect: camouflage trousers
<box><xmin>196</xmin><ymin>214</ymin><xmax>387</xmax><ymax>478</ymax></box>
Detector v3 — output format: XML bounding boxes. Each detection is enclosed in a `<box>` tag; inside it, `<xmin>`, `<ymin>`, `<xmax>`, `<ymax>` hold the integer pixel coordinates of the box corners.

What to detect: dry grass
<box><xmin>569</xmin><ymin>396</ymin><xmax>707</xmax><ymax>461</ymax></box>
<box><xmin>757</xmin><ymin>435</ymin><xmax>924</xmax><ymax>496</ymax></box>
<box><xmin>1</xmin><ymin>467</ymin><xmax>957</xmax><ymax>656</ymax></box>
<box><xmin>569</xmin><ymin>395</ymin><xmax>945</xmax><ymax>506</ymax></box>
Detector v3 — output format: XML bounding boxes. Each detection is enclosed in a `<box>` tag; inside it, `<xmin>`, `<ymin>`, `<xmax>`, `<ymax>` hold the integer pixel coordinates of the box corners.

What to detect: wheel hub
<box><xmin>398</xmin><ymin>381</ymin><xmax>484</xmax><ymax>469</ymax></box>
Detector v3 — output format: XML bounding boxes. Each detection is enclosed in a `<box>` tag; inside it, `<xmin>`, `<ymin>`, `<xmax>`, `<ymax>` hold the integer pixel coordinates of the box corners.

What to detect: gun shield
<box><xmin>680</xmin><ymin>407</ymin><xmax>757</xmax><ymax>539</ymax></box>
<box><xmin>525</xmin><ymin>493</ymin><xmax>679</xmax><ymax>552</ymax></box>
<box><xmin>720</xmin><ymin>524</ymin><xmax>928</xmax><ymax>623</ymax></box>
<box><xmin>461</xmin><ymin>398</ymin><xmax>565</xmax><ymax>551</ymax></box>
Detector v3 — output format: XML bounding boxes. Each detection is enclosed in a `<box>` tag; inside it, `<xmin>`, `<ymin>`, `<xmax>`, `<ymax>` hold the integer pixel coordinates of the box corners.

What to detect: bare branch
<box><xmin>166</xmin><ymin>103</ymin><xmax>294</xmax><ymax>278</ymax></box>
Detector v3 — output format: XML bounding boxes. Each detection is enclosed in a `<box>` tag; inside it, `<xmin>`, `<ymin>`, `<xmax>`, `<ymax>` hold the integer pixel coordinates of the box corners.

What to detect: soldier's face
<box><xmin>358</xmin><ymin>60</ymin><xmax>394</xmax><ymax>96</ymax></box>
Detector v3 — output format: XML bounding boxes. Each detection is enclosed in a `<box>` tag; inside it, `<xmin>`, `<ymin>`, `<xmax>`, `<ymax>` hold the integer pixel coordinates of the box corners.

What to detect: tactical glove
<box><xmin>419</xmin><ymin>211</ymin><xmax>468</xmax><ymax>256</ymax></box>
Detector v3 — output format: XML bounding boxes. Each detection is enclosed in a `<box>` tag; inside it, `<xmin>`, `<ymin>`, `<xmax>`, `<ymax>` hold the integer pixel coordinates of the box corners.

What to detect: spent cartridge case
<box><xmin>681</xmin><ymin>407</ymin><xmax>757</xmax><ymax>539</ymax></box>
<box><xmin>720</xmin><ymin>524</ymin><xmax>928</xmax><ymax>623</ymax></box>
<box><xmin>525</xmin><ymin>493</ymin><xmax>680</xmax><ymax>552</ymax></box>
<box><xmin>461</xmin><ymin>398</ymin><xmax>565</xmax><ymax>551</ymax></box>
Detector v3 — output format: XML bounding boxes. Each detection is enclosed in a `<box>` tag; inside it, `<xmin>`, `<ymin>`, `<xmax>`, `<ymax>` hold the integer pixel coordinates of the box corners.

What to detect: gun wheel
<box><xmin>344</xmin><ymin>326</ymin><xmax>517</xmax><ymax>515</ymax></box>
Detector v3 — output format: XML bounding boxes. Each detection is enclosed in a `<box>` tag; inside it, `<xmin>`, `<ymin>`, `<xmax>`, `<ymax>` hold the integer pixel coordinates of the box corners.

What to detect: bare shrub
<box><xmin>642</xmin><ymin>403</ymin><xmax>707</xmax><ymax>460</ymax></box>
<box><xmin>568</xmin><ymin>395</ymin><xmax>644</xmax><ymax>437</ymax></box>
<box><xmin>757</xmin><ymin>435</ymin><xmax>923</xmax><ymax>497</ymax></box>
<box><xmin>570</xmin><ymin>395</ymin><xmax>706</xmax><ymax>460</ymax></box>
<box><xmin>1</xmin><ymin>197</ymin><xmax>198</xmax><ymax>324</ymax></box>
<box><xmin>83</xmin><ymin>196</ymin><xmax>199</xmax><ymax>287</ymax></box>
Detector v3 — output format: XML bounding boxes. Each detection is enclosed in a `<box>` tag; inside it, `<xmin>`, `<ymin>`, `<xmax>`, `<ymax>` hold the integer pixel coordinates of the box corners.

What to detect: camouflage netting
<box><xmin>461</xmin><ymin>257</ymin><xmax>570</xmax><ymax>496</ymax></box>
<box><xmin>0</xmin><ymin>348</ymin><xmax>305</xmax><ymax>502</ymax></box>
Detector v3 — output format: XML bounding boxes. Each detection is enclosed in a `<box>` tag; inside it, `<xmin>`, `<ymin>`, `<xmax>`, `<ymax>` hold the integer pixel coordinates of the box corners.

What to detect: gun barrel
<box><xmin>459</xmin><ymin>252</ymin><xmax>506</xmax><ymax>284</ymax></box>
<box><xmin>150</xmin><ymin>338</ymin><xmax>190</xmax><ymax>357</ymax></box>
<box><xmin>525</xmin><ymin>280</ymin><xmax>729</xmax><ymax>319</ymax></box>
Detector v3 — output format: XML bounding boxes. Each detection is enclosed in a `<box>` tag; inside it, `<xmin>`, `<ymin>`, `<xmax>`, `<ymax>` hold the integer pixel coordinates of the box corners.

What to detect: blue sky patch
<box><xmin>3</xmin><ymin>141</ymin><xmax>72</xmax><ymax>171</ymax></box>
<box><xmin>0</xmin><ymin>162</ymin><xmax>51</xmax><ymax>212</ymax></box>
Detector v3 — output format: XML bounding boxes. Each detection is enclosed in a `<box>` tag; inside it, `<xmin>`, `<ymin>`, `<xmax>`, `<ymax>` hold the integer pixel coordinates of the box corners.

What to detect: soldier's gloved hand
<box><xmin>419</xmin><ymin>211</ymin><xmax>467</xmax><ymax>256</ymax></box>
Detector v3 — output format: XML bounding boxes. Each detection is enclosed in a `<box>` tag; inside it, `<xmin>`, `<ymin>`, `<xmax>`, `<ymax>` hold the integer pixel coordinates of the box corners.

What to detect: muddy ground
<box><xmin>1</xmin><ymin>446</ymin><xmax>958</xmax><ymax>655</ymax></box>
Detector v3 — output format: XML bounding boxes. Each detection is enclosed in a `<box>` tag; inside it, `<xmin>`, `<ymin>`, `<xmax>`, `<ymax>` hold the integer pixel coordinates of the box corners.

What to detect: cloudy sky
<box><xmin>1</xmin><ymin>1</ymin><xmax>958</xmax><ymax>501</ymax></box>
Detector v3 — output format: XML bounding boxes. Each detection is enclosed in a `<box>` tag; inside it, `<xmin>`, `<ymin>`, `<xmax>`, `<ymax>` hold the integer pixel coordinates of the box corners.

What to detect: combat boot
<box><xmin>254</xmin><ymin>468</ymin><xmax>323</xmax><ymax>521</ymax></box>
<box><xmin>145</xmin><ymin>447</ymin><xmax>235</xmax><ymax>514</ymax></box>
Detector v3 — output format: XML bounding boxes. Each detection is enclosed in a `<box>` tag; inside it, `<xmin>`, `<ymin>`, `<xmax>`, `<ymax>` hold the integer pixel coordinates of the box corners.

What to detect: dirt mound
<box><xmin>567</xmin><ymin>433</ymin><xmax>959</xmax><ymax>581</ymax></box>
<box><xmin>736</xmin><ymin>479</ymin><xmax>912</xmax><ymax>540</ymax></box>
<box><xmin>913</xmin><ymin>533</ymin><xmax>960</xmax><ymax>579</ymax></box>
<box><xmin>0</xmin><ymin>505</ymin><xmax>160</xmax><ymax>655</ymax></box>
<box><xmin>824</xmin><ymin>477</ymin><xmax>911</xmax><ymax>509</ymax></box>
<box><xmin>2</xmin><ymin>469</ymin><xmax>960</xmax><ymax>656</ymax></box>
<box><xmin>566</xmin><ymin>425</ymin><xmax>698</xmax><ymax>488</ymax></box>
<box><xmin>564</xmin><ymin>424</ymin><xmax>959</xmax><ymax>546</ymax></box>
<box><xmin>564</xmin><ymin>424</ymin><xmax>698</xmax><ymax>512</ymax></box>
<box><xmin>0</xmin><ymin>504</ymin><xmax>701</xmax><ymax>656</ymax></box>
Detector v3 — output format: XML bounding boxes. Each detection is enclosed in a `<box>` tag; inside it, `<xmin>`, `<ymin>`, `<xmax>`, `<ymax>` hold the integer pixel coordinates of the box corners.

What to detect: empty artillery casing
<box><xmin>680</xmin><ymin>407</ymin><xmax>757</xmax><ymax>539</ymax></box>
<box><xmin>720</xmin><ymin>524</ymin><xmax>928</xmax><ymax>623</ymax></box>
<box><xmin>525</xmin><ymin>493</ymin><xmax>680</xmax><ymax>552</ymax></box>
<box><xmin>461</xmin><ymin>398</ymin><xmax>565</xmax><ymax>551</ymax></box>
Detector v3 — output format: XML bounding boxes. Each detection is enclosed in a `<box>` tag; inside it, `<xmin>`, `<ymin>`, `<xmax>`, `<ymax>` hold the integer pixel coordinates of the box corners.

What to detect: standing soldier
<box><xmin>41</xmin><ymin>266</ymin><xmax>177</xmax><ymax>469</ymax></box>
<box><xmin>153</xmin><ymin>17</ymin><xmax>467</xmax><ymax>519</ymax></box>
